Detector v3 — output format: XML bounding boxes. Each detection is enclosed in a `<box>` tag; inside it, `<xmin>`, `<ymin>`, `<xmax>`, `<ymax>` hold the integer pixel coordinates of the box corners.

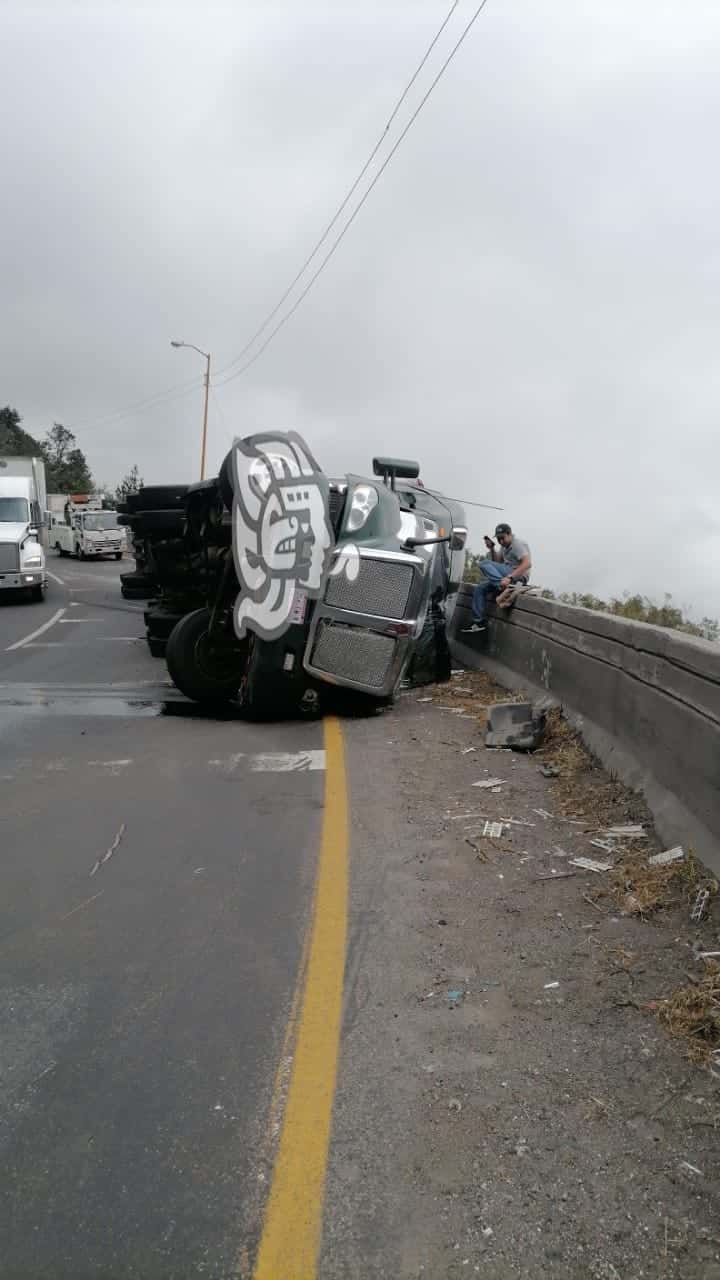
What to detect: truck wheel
<box><xmin>28</xmin><ymin>583</ymin><xmax>46</xmax><ymax>603</ymax></box>
<box><xmin>55</xmin><ymin>541</ymin><xmax>66</xmax><ymax>558</ymax></box>
<box><xmin>114</xmin><ymin>552</ymin><xmax>122</xmax><ymax>561</ymax></box>
<box><xmin>166</xmin><ymin>609</ymin><xmax>247</xmax><ymax>703</ymax></box>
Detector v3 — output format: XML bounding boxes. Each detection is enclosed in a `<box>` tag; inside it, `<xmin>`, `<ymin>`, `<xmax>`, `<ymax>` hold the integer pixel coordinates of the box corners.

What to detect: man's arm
<box><xmin>500</xmin><ymin>554</ymin><xmax>531</xmax><ymax>588</ymax></box>
<box><xmin>484</xmin><ymin>535</ymin><xmax>501</xmax><ymax>562</ymax></box>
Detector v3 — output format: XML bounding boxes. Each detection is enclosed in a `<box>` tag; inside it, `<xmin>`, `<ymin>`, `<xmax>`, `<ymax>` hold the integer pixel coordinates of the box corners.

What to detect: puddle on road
<box><xmin>0</xmin><ymin>696</ymin><xmax>163</xmax><ymax>718</ymax></box>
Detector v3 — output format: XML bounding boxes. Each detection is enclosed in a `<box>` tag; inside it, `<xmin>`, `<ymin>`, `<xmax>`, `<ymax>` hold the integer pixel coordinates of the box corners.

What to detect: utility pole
<box><xmin>170</xmin><ymin>340</ymin><xmax>212</xmax><ymax>480</ymax></box>
<box><xmin>200</xmin><ymin>351</ymin><xmax>211</xmax><ymax>482</ymax></box>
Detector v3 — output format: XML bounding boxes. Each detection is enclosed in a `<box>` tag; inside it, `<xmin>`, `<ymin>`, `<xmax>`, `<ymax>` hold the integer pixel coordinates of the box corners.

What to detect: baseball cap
<box><xmin>495</xmin><ymin>522</ymin><xmax>511</xmax><ymax>536</ymax></box>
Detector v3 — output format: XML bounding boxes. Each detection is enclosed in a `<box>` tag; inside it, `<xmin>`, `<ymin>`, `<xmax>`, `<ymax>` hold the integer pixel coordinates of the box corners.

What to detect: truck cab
<box><xmin>52</xmin><ymin>496</ymin><xmax>125</xmax><ymax>560</ymax></box>
<box><xmin>0</xmin><ymin>458</ymin><xmax>48</xmax><ymax>602</ymax></box>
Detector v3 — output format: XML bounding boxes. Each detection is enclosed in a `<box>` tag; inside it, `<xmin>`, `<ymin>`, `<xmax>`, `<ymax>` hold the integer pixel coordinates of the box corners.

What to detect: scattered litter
<box><xmin>451</xmin><ymin>669</ymin><xmax>466</xmax><ymax>675</ymax></box>
<box><xmin>569</xmin><ymin>856</ymin><xmax>614</xmax><ymax>874</ymax></box>
<box><xmin>452</xmin><ymin>687</ymin><xmax>473</xmax><ymax>694</ymax></box>
<box><xmin>89</xmin><ymin>823</ymin><xmax>126</xmax><ymax>877</ymax></box>
<box><xmin>691</xmin><ymin>888</ymin><xmax>711</xmax><ymax>923</ymax></box>
<box><xmin>472</xmin><ymin>778</ymin><xmax>505</xmax><ymax>790</ymax></box>
<box><xmin>502</xmin><ymin>817</ymin><xmax>535</xmax><ymax>827</ymax></box>
<box><xmin>696</xmin><ymin>951</ymin><xmax>720</xmax><ymax>960</ymax></box>
<box><xmin>417</xmin><ymin>697</ymin><xmax>433</xmax><ymax>703</ymax></box>
<box><xmin>589</xmin><ymin>838</ymin><xmax>617</xmax><ymax>854</ymax></box>
<box><xmin>461</xmin><ymin>747</ymin><xmax>477</xmax><ymax>754</ymax></box>
<box><xmin>193</xmin><ymin>867</ymin><xmax>206</xmax><ymax>875</ymax></box>
<box><xmin>447</xmin><ymin>989</ymin><xmax>464</xmax><ymax>1003</ymax></box>
<box><xmin>544</xmin><ymin>981</ymin><xmax>560</xmax><ymax>989</ymax></box>
<box><xmin>540</xmin><ymin>765</ymin><xmax>560</xmax><ymax>778</ymax></box>
<box><xmin>621</xmin><ymin>893</ymin><xmax>643</xmax><ymax>916</ymax></box>
<box><xmin>483</xmin><ymin>820</ymin><xmax>505</xmax><ymax>839</ymax></box>
<box><xmin>536</xmin><ymin>871</ymin><xmax>576</xmax><ymax>881</ymax></box>
<box><xmin>448</xmin><ymin>811</ymin><xmax>489</xmax><ymax>821</ymax></box>
<box><xmin>465</xmin><ymin>837</ymin><xmax>482</xmax><ymax>857</ymax></box>
<box><xmin>448</xmin><ymin>1098</ymin><xmax>462</xmax><ymax>1112</ymax></box>
<box><xmin>648</xmin><ymin>845</ymin><xmax>685</xmax><ymax>866</ymax></box>
<box><xmin>679</xmin><ymin>1160</ymin><xmax>704</xmax><ymax>1177</ymax></box>
<box><xmin>604</xmin><ymin>824</ymin><xmax>646</xmax><ymax>838</ymax></box>
<box><xmin>437</xmin><ymin>918</ymin><xmax>448</xmax><ymax>926</ymax></box>
<box><xmin>551</xmin><ymin>845</ymin><xmax>570</xmax><ymax>858</ymax></box>
<box><xmin>532</xmin><ymin>808</ymin><xmax>554</xmax><ymax>820</ymax></box>
<box><xmin>482</xmin><ymin>1226</ymin><xmax>493</xmax><ymax>1238</ymax></box>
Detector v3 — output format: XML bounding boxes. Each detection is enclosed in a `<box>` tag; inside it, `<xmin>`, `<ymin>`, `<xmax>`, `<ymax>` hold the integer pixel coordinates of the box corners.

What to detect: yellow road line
<box><xmin>253</xmin><ymin>716</ymin><xmax>349</xmax><ymax>1280</ymax></box>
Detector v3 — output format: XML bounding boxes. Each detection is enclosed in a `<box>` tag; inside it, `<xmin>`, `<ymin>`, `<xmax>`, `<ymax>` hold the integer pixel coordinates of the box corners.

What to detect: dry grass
<box><xmin>610</xmin><ymin>849</ymin><xmax>706</xmax><ymax>918</ymax></box>
<box><xmin>430</xmin><ymin>669</ymin><xmax>527</xmax><ymax>722</ymax></box>
<box><xmin>654</xmin><ymin>961</ymin><xmax>720</xmax><ymax>1063</ymax></box>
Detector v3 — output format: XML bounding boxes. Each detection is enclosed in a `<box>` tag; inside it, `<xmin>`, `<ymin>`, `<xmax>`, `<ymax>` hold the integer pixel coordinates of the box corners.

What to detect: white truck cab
<box><xmin>0</xmin><ymin>457</ymin><xmax>48</xmax><ymax>602</ymax></box>
<box><xmin>51</xmin><ymin>495</ymin><xmax>125</xmax><ymax>560</ymax></box>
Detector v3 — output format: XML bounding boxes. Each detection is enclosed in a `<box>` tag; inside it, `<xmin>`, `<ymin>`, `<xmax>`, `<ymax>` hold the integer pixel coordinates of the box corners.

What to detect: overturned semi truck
<box><xmin>119</xmin><ymin>433</ymin><xmax>467</xmax><ymax>715</ymax></box>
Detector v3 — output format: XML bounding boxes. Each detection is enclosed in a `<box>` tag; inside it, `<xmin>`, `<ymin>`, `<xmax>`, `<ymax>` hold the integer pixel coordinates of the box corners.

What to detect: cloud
<box><xmin>2</xmin><ymin>0</ymin><xmax>719</xmax><ymax>617</ymax></box>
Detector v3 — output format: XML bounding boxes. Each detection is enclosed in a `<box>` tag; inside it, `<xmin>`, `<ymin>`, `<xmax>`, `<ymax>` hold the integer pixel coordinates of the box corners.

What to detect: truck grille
<box><xmin>0</xmin><ymin>543</ymin><xmax>20</xmax><ymax>573</ymax></box>
<box><xmin>310</xmin><ymin>622</ymin><xmax>396</xmax><ymax>688</ymax></box>
<box><xmin>324</xmin><ymin>557</ymin><xmax>414</xmax><ymax>619</ymax></box>
<box><xmin>328</xmin><ymin>487</ymin><xmax>346</xmax><ymax>534</ymax></box>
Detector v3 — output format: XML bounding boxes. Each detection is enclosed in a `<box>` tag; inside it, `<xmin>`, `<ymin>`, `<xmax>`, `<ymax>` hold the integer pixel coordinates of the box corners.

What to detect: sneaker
<box><xmin>461</xmin><ymin>622</ymin><xmax>486</xmax><ymax>633</ymax></box>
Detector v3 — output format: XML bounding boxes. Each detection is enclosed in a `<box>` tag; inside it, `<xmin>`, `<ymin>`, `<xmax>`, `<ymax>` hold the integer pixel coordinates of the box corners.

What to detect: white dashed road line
<box><xmin>6</xmin><ymin>608</ymin><xmax>67</xmax><ymax>652</ymax></box>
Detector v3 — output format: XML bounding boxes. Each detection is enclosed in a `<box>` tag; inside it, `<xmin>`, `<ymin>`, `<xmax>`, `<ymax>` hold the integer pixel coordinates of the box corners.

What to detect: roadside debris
<box><xmin>485</xmin><ymin>701</ymin><xmax>546</xmax><ymax>751</ymax></box>
<box><xmin>90</xmin><ymin>822</ymin><xmax>126</xmax><ymax>877</ymax></box>
<box><xmin>653</xmin><ymin>961</ymin><xmax>720</xmax><ymax>1062</ymax></box>
<box><xmin>691</xmin><ymin>888</ymin><xmax>711</xmax><ymax>923</ymax></box>
<box><xmin>589</xmin><ymin>838</ymin><xmax>617</xmax><ymax>854</ymax></box>
<box><xmin>532</xmin><ymin>808</ymin><xmax>554</xmax><ymax>820</ymax></box>
<box><xmin>569</xmin><ymin>856</ymin><xmax>613</xmax><ymax>874</ymax></box>
<box><xmin>603</xmin><ymin>824</ymin><xmax>646</xmax><ymax>839</ymax></box>
<box><xmin>539</xmin><ymin>765</ymin><xmax>560</xmax><ymax>778</ymax></box>
<box><xmin>472</xmin><ymin>778</ymin><xmax>505</xmax><ymax>790</ymax></box>
<box><xmin>544</xmin><ymin>981</ymin><xmax>560</xmax><ymax>989</ymax></box>
<box><xmin>482</xmin><ymin>820</ymin><xmax>505</xmax><ymax>839</ymax></box>
<box><xmin>648</xmin><ymin>846</ymin><xmax>685</xmax><ymax>866</ymax></box>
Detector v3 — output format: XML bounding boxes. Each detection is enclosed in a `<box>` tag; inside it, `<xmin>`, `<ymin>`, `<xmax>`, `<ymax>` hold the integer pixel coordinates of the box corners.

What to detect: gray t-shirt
<box><xmin>501</xmin><ymin>536</ymin><xmax>531</xmax><ymax>581</ymax></box>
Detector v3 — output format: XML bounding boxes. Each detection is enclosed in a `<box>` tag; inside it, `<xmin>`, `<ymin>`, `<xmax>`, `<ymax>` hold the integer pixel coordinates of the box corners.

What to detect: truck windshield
<box><xmin>83</xmin><ymin>513</ymin><xmax>118</xmax><ymax>531</ymax></box>
<box><xmin>0</xmin><ymin>497</ymin><xmax>30</xmax><ymax>522</ymax></box>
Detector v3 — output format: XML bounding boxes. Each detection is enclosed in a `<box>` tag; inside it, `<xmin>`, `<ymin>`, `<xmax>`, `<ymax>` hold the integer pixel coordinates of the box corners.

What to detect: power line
<box><xmin>214</xmin><ymin>0</ymin><xmax>490</xmax><ymax>390</ymax></box>
<box><xmin>73</xmin><ymin>373</ymin><xmax>204</xmax><ymax>434</ymax></box>
<box><xmin>214</xmin><ymin>0</ymin><xmax>461</xmax><ymax>381</ymax></box>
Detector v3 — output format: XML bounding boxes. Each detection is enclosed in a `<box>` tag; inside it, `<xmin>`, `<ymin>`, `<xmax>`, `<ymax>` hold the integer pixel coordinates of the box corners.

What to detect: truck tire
<box><xmin>28</xmin><ymin>583</ymin><xmax>46</xmax><ymax>603</ymax></box>
<box><xmin>55</xmin><ymin>541</ymin><xmax>67</xmax><ymax>558</ymax></box>
<box><xmin>114</xmin><ymin>552</ymin><xmax>122</xmax><ymax>561</ymax></box>
<box><xmin>166</xmin><ymin>609</ymin><xmax>246</xmax><ymax>703</ymax></box>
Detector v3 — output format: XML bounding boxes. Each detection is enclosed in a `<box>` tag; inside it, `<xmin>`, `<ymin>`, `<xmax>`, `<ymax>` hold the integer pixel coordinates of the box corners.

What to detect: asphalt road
<box><xmin>0</xmin><ymin>556</ymin><xmax>326</xmax><ymax>1278</ymax></box>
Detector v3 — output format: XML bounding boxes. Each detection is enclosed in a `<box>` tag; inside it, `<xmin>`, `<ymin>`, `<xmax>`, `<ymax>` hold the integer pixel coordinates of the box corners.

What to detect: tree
<box><xmin>0</xmin><ymin>405</ymin><xmax>44</xmax><ymax>457</ymax></box>
<box><xmin>115</xmin><ymin>464</ymin><xmax>143</xmax><ymax>505</ymax></box>
<box><xmin>43</xmin><ymin>422</ymin><xmax>93</xmax><ymax>493</ymax></box>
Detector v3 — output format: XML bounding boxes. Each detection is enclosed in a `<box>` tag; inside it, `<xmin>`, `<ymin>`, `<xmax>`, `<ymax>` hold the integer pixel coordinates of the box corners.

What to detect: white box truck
<box><xmin>50</xmin><ymin>494</ymin><xmax>125</xmax><ymax>560</ymax></box>
<box><xmin>0</xmin><ymin>456</ymin><xmax>48</xmax><ymax>601</ymax></box>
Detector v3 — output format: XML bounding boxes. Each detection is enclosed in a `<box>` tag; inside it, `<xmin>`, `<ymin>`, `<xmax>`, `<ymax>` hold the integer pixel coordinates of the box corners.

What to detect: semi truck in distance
<box><xmin>0</xmin><ymin>455</ymin><xmax>48</xmax><ymax>601</ymax></box>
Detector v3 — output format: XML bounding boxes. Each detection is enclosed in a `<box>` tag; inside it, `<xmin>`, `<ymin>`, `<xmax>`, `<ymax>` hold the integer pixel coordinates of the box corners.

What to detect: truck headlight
<box><xmin>22</xmin><ymin>554</ymin><xmax>43</xmax><ymax>567</ymax></box>
<box><xmin>346</xmin><ymin>484</ymin><xmax>378</xmax><ymax>533</ymax></box>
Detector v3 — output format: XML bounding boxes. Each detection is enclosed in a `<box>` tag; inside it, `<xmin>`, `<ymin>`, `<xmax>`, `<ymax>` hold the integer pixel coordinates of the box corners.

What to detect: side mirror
<box><xmin>373</xmin><ymin>456</ymin><xmax>421</xmax><ymax>483</ymax></box>
<box><xmin>450</xmin><ymin>527</ymin><xmax>468</xmax><ymax>552</ymax></box>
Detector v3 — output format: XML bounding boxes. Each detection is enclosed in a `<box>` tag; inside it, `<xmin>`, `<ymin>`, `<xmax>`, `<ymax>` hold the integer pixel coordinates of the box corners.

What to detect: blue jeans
<box><xmin>472</xmin><ymin>561</ymin><xmax>516</xmax><ymax>622</ymax></box>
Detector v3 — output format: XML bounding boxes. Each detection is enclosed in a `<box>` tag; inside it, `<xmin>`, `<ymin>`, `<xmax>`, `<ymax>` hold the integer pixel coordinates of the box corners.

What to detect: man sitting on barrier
<box><xmin>463</xmin><ymin>522</ymin><xmax>532</xmax><ymax>633</ymax></box>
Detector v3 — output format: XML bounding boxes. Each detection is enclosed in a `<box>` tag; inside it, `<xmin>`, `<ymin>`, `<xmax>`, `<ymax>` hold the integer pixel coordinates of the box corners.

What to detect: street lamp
<box><xmin>170</xmin><ymin>340</ymin><xmax>211</xmax><ymax>481</ymax></box>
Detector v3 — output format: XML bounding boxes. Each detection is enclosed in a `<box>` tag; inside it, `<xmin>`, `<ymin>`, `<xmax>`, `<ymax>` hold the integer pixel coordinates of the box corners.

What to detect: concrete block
<box><xmin>485</xmin><ymin>701</ymin><xmax>546</xmax><ymax>751</ymax></box>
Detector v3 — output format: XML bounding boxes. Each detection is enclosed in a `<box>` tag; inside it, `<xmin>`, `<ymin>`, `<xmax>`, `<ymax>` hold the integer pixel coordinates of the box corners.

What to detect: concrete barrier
<box><xmin>450</xmin><ymin>583</ymin><xmax>720</xmax><ymax>874</ymax></box>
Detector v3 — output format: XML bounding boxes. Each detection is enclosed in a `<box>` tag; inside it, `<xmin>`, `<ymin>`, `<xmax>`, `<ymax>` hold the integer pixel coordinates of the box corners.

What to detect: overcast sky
<box><xmin>3</xmin><ymin>1</ymin><xmax>719</xmax><ymax>616</ymax></box>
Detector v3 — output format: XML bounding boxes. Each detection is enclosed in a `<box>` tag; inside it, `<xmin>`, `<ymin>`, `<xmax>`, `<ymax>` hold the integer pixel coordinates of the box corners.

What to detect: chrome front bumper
<box><xmin>303</xmin><ymin>548</ymin><xmax>430</xmax><ymax>697</ymax></box>
<box><xmin>0</xmin><ymin>570</ymin><xmax>45</xmax><ymax>590</ymax></box>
